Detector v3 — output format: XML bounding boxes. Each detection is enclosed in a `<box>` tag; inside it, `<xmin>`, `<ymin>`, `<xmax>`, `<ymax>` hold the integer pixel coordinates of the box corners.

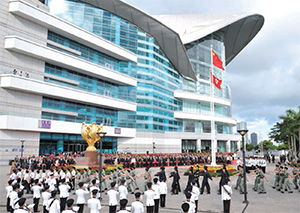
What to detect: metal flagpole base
<box><xmin>243</xmin><ymin>200</ymin><xmax>249</xmax><ymax>204</ymax></box>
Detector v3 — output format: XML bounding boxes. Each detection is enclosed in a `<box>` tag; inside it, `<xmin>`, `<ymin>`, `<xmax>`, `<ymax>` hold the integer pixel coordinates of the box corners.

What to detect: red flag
<box><xmin>212</xmin><ymin>49</ymin><xmax>224</xmax><ymax>70</ymax></box>
<box><xmin>210</xmin><ymin>72</ymin><xmax>222</xmax><ymax>89</ymax></box>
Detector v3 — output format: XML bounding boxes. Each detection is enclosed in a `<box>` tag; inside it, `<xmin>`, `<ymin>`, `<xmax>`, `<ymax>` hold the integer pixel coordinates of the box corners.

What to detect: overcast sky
<box><xmin>125</xmin><ymin>0</ymin><xmax>300</xmax><ymax>142</ymax></box>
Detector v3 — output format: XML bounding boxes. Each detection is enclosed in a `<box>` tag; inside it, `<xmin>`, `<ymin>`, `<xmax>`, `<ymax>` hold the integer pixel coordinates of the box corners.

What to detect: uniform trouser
<box><xmin>133</xmin><ymin>178</ymin><xmax>139</xmax><ymax>189</ymax></box>
<box><xmin>71</xmin><ymin>178</ymin><xmax>75</xmax><ymax>189</ymax></box>
<box><xmin>101</xmin><ymin>180</ymin><xmax>107</xmax><ymax>191</ymax></box>
<box><xmin>282</xmin><ymin>178</ymin><xmax>292</xmax><ymax>192</ymax></box>
<box><xmin>223</xmin><ymin>200</ymin><xmax>231</xmax><ymax>213</ymax></box>
<box><xmin>147</xmin><ymin>206</ymin><xmax>154</xmax><ymax>213</ymax></box>
<box><xmin>239</xmin><ymin>177</ymin><xmax>244</xmax><ymax>193</ymax></box>
<box><xmin>262</xmin><ymin>167</ymin><xmax>266</xmax><ymax>173</ymax></box>
<box><xmin>25</xmin><ymin>181</ymin><xmax>31</xmax><ymax>193</ymax></box>
<box><xmin>77</xmin><ymin>204</ymin><xmax>84</xmax><ymax>213</ymax></box>
<box><xmin>257</xmin><ymin>178</ymin><xmax>266</xmax><ymax>193</ymax></box>
<box><xmin>6</xmin><ymin>197</ymin><xmax>10</xmax><ymax>212</ymax></box>
<box><xmin>33</xmin><ymin>197</ymin><xmax>40</xmax><ymax>212</ymax></box>
<box><xmin>235</xmin><ymin>176</ymin><xmax>241</xmax><ymax>189</ymax></box>
<box><xmin>109</xmin><ymin>205</ymin><xmax>117</xmax><ymax>213</ymax></box>
<box><xmin>60</xmin><ymin>197</ymin><xmax>67</xmax><ymax>211</ymax></box>
<box><xmin>160</xmin><ymin>194</ymin><xmax>166</xmax><ymax>207</ymax></box>
<box><xmin>195</xmin><ymin>200</ymin><xmax>198</xmax><ymax>212</ymax></box>
<box><xmin>154</xmin><ymin>199</ymin><xmax>159</xmax><ymax>213</ymax></box>
<box><xmin>195</xmin><ymin>178</ymin><xmax>200</xmax><ymax>188</ymax></box>
<box><xmin>292</xmin><ymin>177</ymin><xmax>298</xmax><ymax>188</ymax></box>
<box><xmin>127</xmin><ymin>180</ymin><xmax>134</xmax><ymax>192</ymax></box>
<box><xmin>273</xmin><ymin>175</ymin><xmax>279</xmax><ymax>188</ymax></box>
<box><xmin>277</xmin><ymin>177</ymin><xmax>284</xmax><ymax>190</ymax></box>
<box><xmin>43</xmin><ymin>205</ymin><xmax>48</xmax><ymax>213</ymax></box>
<box><xmin>171</xmin><ymin>182</ymin><xmax>179</xmax><ymax>194</ymax></box>
<box><xmin>200</xmin><ymin>180</ymin><xmax>210</xmax><ymax>193</ymax></box>
<box><xmin>143</xmin><ymin>179</ymin><xmax>148</xmax><ymax>192</ymax></box>
<box><xmin>253</xmin><ymin>177</ymin><xmax>259</xmax><ymax>190</ymax></box>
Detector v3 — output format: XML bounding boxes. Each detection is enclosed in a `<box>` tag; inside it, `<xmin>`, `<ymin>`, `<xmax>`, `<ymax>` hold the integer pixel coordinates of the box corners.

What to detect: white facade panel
<box><xmin>0</xmin><ymin>115</ymin><xmax>136</xmax><ymax>138</ymax></box>
<box><xmin>9</xmin><ymin>0</ymin><xmax>137</xmax><ymax>63</ymax></box>
<box><xmin>174</xmin><ymin>90</ymin><xmax>231</xmax><ymax>106</ymax></box>
<box><xmin>0</xmin><ymin>75</ymin><xmax>137</xmax><ymax>111</ymax></box>
<box><xmin>174</xmin><ymin>111</ymin><xmax>237</xmax><ymax>125</ymax></box>
<box><xmin>4</xmin><ymin>36</ymin><xmax>137</xmax><ymax>87</ymax></box>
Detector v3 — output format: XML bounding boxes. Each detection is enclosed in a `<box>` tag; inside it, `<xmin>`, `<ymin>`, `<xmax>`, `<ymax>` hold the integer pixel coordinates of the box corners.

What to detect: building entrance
<box><xmin>181</xmin><ymin>139</ymin><xmax>197</xmax><ymax>153</ymax></box>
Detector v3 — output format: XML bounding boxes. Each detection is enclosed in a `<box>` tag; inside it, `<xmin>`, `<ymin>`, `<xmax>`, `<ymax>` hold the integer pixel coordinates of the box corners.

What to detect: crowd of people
<box><xmin>104</xmin><ymin>153</ymin><xmax>235</xmax><ymax>168</ymax></box>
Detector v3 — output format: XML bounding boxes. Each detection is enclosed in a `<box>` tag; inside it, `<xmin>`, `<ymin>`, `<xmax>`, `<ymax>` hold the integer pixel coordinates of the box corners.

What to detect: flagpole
<box><xmin>210</xmin><ymin>45</ymin><xmax>217</xmax><ymax>166</ymax></box>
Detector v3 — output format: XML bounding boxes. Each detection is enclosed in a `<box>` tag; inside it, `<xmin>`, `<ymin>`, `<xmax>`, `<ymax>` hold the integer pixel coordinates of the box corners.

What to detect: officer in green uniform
<box><xmin>130</xmin><ymin>167</ymin><xmax>139</xmax><ymax>190</ymax></box>
<box><xmin>234</xmin><ymin>166</ymin><xmax>241</xmax><ymax>190</ymax></box>
<box><xmin>126</xmin><ymin>169</ymin><xmax>135</xmax><ymax>193</ymax></box>
<box><xmin>253</xmin><ymin>165</ymin><xmax>260</xmax><ymax>191</ymax></box>
<box><xmin>118</xmin><ymin>167</ymin><xmax>125</xmax><ymax>186</ymax></box>
<box><xmin>272</xmin><ymin>164</ymin><xmax>280</xmax><ymax>189</ymax></box>
<box><xmin>292</xmin><ymin>164</ymin><xmax>299</xmax><ymax>189</ymax></box>
<box><xmin>100</xmin><ymin>168</ymin><xmax>108</xmax><ymax>192</ymax></box>
<box><xmin>257</xmin><ymin>167</ymin><xmax>268</xmax><ymax>194</ymax></box>
<box><xmin>281</xmin><ymin>167</ymin><xmax>293</xmax><ymax>193</ymax></box>
<box><xmin>276</xmin><ymin>166</ymin><xmax>284</xmax><ymax>191</ymax></box>
<box><xmin>141</xmin><ymin>167</ymin><xmax>151</xmax><ymax>193</ymax></box>
<box><xmin>109</xmin><ymin>170</ymin><xmax>115</xmax><ymax>184</ymax></box>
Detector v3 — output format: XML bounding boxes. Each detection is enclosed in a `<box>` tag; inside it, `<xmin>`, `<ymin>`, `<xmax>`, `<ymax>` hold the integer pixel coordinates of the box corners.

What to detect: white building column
<box><xmin>211</xmin><ymin>139</ymin><xmax>217</xmax><ymax>166</ymax></box>
<box><xmin>197</xmin><ymin>139</ymin><xmax>201</xmax><ymax>152</ymax></box>
<box><xmin>237</xmin><ymin>140</ymin><xmax>241</xmax><ymax>151</ymax></box>
<box><xmin>226</xmin><ymin>140</ymin><xmax>231</xmax><ymax>152</ymax></box>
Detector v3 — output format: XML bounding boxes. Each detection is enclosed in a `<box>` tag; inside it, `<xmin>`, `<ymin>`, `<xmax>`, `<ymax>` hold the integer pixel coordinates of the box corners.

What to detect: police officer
<box><xmin>200</xmin><ymin>166</ymin><xmax>213</xmax><ymax>194</ymax></box>
<box><xmin>170</xmin><ymin>167</ymin><xmax>180</xmax><ymax>195</ymax></box>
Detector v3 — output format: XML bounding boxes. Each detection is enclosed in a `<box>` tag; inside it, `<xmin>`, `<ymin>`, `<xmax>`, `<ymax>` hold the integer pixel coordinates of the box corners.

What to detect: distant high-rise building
<box><xmin>251</xmin><ymin>133</ymin><xmax>258</xmax><ymax>146</ymax></box>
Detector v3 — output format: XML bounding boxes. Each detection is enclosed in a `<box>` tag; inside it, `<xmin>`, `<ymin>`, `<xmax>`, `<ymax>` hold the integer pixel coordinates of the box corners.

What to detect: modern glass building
<box><xmin>0</xmin><ymin>0</ymin><xmax>264</xmax><ymax>164</ymax></box>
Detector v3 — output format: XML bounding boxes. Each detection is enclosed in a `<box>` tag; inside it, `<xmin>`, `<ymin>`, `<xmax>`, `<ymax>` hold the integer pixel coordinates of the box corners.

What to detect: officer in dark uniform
<box><xmin>184</xmin><ymin>167</ymin><xmax>195</xmax><ymax>192</ymax></box>
<box><xmin>200</xmin><ymin>166</ymin><xmax>213</xmax><ymax>194</ymax></box>
<box><xmin>216</xmin><ymin>164</ymin><xmax>229</xmax><ymax>194</ymax></box>
<box><xmin>194</xmin><ymin>165</ymin><xmax>201</xmax><ymax>188</ymax></box>
<box><xmin>170</xmin><ymin>167</ymin><xmax>180</xmax><ymax>194</ymax></box>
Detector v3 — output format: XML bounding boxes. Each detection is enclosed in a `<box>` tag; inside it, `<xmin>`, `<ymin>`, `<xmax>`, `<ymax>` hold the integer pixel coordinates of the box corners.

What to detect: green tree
<box><xmin>246</xmin><ymin>143</ymin><xmax>255</xmax><ymax>151</ymax></box>
<box><xmin>277</xmin><ymin>144</ymin><xmax>288</xmax><ymax>150</ymax></box>
<box><xmin>269</xmin><ymin>107</ymin><xmax>300</xmax><ymax>158</ymax></box>
<box><xmin>259</xmin><ymin>140</ymin><xmax>277</xmax><ymax>150</ymax></box>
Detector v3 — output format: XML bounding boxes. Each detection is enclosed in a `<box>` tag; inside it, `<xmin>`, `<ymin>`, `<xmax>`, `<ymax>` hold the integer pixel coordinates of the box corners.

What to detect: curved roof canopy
<box><xmin>80</xmin><ymin>0</ymin><xmax>197</xmax><ymax>80</ymax></box>
<box><xmin>78</xmin><ymin>1</ymin><xmax>264</xmax><ymax>80</ymax></box>
<box><xmin>154</xmin><ymin>13</ymin><xmax>264</xmax><ymax>65</ymax></box>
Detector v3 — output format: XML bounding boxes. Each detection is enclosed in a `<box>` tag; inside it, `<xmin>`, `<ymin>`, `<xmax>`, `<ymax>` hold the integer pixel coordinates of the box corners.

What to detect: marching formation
<box><xmin>4</xmin><ymin>157</ymin><xmax>300</xmax><ymax>213</ymax></box>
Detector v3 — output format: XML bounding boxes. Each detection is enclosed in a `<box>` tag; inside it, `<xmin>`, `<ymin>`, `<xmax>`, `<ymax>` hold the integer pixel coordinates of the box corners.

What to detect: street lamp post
<box><xmin>237</xmin><ymin>129</ymin><xmax>249</xmax><ymax>204</ymax></box>
<box><xmin>20</xmin><ymin>140</ymin><xmax>25</xmax><ymax>157</ymax></box>
<box><xmin>152</xmin><ymin>142</ymin><xmax>156</xmax><ymax>154</ymax></box>
<box><xmin>96</xmin><ymin>132</ymin><xmax>106</xmax><ymax>192</ymax></box>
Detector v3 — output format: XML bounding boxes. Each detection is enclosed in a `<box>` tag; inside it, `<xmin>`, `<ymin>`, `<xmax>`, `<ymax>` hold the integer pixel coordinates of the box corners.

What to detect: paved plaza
<box><xmin>0</xmin><ymin>163</ymin><xmax>299</xmax><ymax>213</ymax></box>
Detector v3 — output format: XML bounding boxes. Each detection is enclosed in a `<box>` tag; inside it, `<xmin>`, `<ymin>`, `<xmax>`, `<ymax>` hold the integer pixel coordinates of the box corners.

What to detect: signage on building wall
<box><xmin>114</xmin><ymin>127</ymin><xmax>121</xmax><ymax>134</ymax></box>
<box><xmin>39</xmin><ymin>120</ymin><xmax>51</xmax><ymax>129</ymax></box>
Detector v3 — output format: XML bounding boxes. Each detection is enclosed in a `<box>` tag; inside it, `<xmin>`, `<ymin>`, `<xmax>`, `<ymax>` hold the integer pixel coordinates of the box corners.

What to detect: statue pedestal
<box><xmin>84</xmin><ymin>151</ymin><xmax>98</xmax><ymax>167</ymax></box>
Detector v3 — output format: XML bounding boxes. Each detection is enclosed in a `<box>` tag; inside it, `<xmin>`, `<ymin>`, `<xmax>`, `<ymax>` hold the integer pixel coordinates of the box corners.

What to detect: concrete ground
<box><xmin>1</xmin><ymin>163</ymin><xmax>300</xmax><ymax>213</ymax></box>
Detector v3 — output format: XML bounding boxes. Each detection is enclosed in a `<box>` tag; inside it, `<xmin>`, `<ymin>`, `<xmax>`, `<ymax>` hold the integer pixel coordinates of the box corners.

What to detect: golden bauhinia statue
<box><xmin>81</xmin><ymin>122</ymin><xmax>104</xmax><ymax>151</ymax></box>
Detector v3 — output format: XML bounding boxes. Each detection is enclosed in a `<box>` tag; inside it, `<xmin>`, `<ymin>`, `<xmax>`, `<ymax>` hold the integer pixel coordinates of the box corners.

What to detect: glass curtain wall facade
<box><xmin>42</xmin><ymin>0</ymin><xmax>237</xmax><ymax>154</ymax></box>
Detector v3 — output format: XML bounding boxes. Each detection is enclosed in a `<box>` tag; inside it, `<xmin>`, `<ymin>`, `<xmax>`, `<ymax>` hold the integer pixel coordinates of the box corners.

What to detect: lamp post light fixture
<box><xmin>237</xmin><ymin>128</ymin><xmax>249</xmax><ymax>204</ymax></box>
<box><xmin>96</xmin><ymin>132</ymin><xmax>107</xmax><ymax>192</ymax></box>
<box><xmin>20</xmin><ymin>140</ymin><xmax>25</xmax><ymax>157</ymax></box>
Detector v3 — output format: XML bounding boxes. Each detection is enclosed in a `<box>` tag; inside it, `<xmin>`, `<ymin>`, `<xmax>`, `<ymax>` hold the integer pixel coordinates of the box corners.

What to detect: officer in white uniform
<box><xmin>107</xmin><ymin>182</ymin><xmax>119</xmax><ymax>213</ymax></box>
<box><xmin>89</xmin><ymin>179</ymin><xmax>100</xmax><ymax>199</ymax></box>
<box><xmin>62</xmin><ymin>198</ymin><xmax>76</xmax><ymax>213</ymax></box>
<box><xmin>118</xmin><ymin>199</ymin><xmax>130</xmax><ymax>213</ymax></box>
<box><xmin>59</xmin><ymin>178</ymin><xmax>71</xmax><ymax>211</ymax></box>
<box><xmin>42</xmin><ymin>185</ymin><xmax>51</xmax><ymax>213</ymax></box>
<box><xmin>47</xmin><ymin>190</ymin><xmax>60</xmax><ymax>213</ymax></box>
<box><xmin>32</xmin><ymin>179</ymin><xmax>43</xmax><ymax>212</ymax></box>
<box><xmin>75</xmin><ymin>182</ymin><xmax>89</xmax><ymax>213</ymax></box>
<box><xmin>88</xmin><ymin>189</ymin><xmax>102</xmax><ymax>213</ymax></box>
<box><xmin>118</xmin><ymin>179</ymin><xmax>128</xmax><ymax>200</ymax></box>
<box><xmin>144</xmin><ymin>182</ymin><xmax>155</xmax><ymax>213</ymax></box>
<box><xmin>13</xmin><ymin>198</ymin><xmax>29</xmax><ymax>213</ymax></box>
<box><xmin>131</xmin><ymin>192</ymin><xmax>144</xmax><ymax>213</ymax></box>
